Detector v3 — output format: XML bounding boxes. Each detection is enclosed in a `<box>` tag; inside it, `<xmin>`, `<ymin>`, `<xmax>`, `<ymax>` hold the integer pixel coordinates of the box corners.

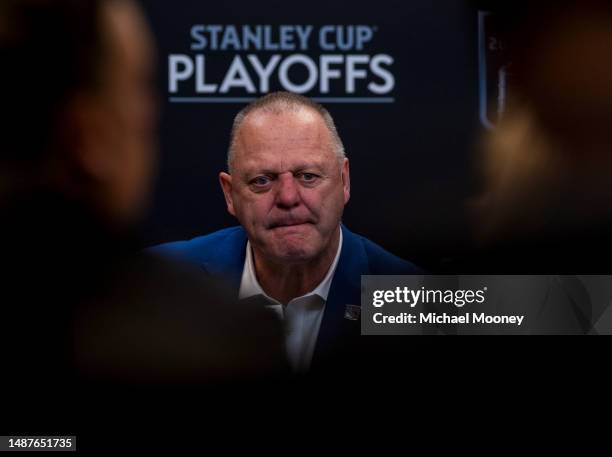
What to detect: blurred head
<box><xmin>220</xmin><ymin>92</ymin><xmax>350</xmax><ymax>265</ymax></box>
<box><xmin>475</xmin><ymin>1</ymin><xmax>612</xmax><ymax>242</ymax></box>
<box><xmin>509</xmin><ymin>0</ymin><xmax>612</xmax><ymax>161</ymax></box>
<box><xmin>0</xmin><ymin>0</ymin><xmax>157</xmax><ymax>224</ymax></box>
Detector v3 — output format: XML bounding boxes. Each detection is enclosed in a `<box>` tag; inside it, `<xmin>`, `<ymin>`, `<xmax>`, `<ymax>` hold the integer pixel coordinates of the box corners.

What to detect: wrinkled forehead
<box><xmin>233</xmin><ymin>108</ymin><xmax>338</xmax><ymax>172</ymax></box>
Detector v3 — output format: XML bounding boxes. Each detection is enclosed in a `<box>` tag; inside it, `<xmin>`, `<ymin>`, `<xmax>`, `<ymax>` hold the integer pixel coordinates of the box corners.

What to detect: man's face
<box><xmin>75</xmin><ymin>0</ymin><xmax>157</xmax><ymax>223</ymax></box>
<box><xmin>220</xmin><ymin>108</ymin><xmax>350</xmax><ymax>265</ymax></box>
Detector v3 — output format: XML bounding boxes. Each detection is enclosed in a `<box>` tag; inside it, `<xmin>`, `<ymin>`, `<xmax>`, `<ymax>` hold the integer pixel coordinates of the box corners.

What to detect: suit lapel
<box><xmin>201</xmin><ymin>228</ymin><xmax>247</xmax><ymax>297</ymax></box>
<box><xmin>312</xmin><ymin>225</ymin><xmax>369</xmax><ymax>367</ymax></box>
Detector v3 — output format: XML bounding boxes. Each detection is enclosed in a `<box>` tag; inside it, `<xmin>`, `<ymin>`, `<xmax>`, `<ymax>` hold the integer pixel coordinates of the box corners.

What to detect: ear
<box><xmin>219</xmin><ymin>172</ymin><xmax>236</xmax><ymax>217</ymax></box>
<box><xmin>341</xmin><ymin>158</ymin><xmax>351</xmax><ymax>204</ymax></box>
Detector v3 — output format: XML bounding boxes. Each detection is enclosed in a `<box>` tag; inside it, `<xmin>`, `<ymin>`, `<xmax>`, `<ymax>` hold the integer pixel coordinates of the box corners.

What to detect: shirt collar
<box><xmin>238</xmin><ymin>228</ymin><xmax>343</xmax><ymax>304</ymax></box>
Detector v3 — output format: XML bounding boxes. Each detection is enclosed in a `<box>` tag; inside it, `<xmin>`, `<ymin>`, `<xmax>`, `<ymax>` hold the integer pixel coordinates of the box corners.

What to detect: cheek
<box><xmin>115</xmin><ymin>143</ymin><xmax>154</xmax><ymax>213</ymax></box>
<box><xmin>234</xmin><ymin>192</ymin><xmax>273</xmax><ymax>225</ymax></box>
<box><xmin>117</xmin><ymin>118</ymin><xmax>155</xmax><ymax>187</ymax></box>
<box><xmin>115</xmin><ymin>117</ymin><xmax>156</xmax><ymax>205</ymax></box>
<box><xmin>302</xmin><ymin>186</ymin><xmax>344</xmax><ymax>219</ymax></box>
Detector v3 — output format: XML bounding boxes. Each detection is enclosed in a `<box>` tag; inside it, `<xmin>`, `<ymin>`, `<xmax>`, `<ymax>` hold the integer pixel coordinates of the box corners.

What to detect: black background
<box><xmin>140</xmin><ymin>0</ymin><xmax>485</xmax><ymax>267</ymax></box>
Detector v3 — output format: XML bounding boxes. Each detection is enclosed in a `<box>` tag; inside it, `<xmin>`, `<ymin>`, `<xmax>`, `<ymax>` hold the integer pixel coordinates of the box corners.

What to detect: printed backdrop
<box><xmin>141</xmin><ymin>0</ymin><xmax>510</xmax><ymax>263</ymax></box>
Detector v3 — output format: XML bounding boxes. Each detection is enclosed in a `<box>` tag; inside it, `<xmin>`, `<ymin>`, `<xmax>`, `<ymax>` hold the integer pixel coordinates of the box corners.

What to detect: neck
<box><xmin>252</xmin><ymin>227</ymin><xmax>341</xmax><ymax>305</ymax></box>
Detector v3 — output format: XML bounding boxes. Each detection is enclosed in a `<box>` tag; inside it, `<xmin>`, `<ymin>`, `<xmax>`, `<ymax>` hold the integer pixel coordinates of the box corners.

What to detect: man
<box><xmin>0</xmin><ymin>0</ymin><xmax>286</xmax><ymax>436</ymax></box>
<box><xmin>153</xmin><ymin>92</ymin><xmax>421</xmax><ymax>372</ymax></box>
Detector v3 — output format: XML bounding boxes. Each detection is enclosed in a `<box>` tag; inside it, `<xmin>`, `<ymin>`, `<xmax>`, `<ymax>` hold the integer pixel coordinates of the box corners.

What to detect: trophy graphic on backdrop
<box><xmin>478</xmin><ymin>11</ymin><xmax>511</xmax><ymax>129</ymax></box>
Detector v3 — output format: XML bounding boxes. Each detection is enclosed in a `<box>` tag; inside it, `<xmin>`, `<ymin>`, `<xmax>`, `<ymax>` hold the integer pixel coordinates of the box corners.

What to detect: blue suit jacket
<box><xmin>151</xmin><ymin>225</ymin><xmax>421</xmax><ymax>368</ymax></box>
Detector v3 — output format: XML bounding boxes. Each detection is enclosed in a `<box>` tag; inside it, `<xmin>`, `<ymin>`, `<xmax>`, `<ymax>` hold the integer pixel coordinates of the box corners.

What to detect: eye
<box><xmin>297</xmin><ymin>172</ymin><xmax>320</xmax><ymax>184</ymax></box>
<box><xmin>249</xmin><ymin>175</ymin><xmax>273</xmax><ymax>190</ymax></box>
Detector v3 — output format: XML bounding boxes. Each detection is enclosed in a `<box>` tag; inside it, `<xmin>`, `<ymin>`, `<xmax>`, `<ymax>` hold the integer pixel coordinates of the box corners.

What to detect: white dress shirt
<box><xmin>238</xmin><ymin>231</ymin><xmax>343</xmax><ymax>373</ymax></box>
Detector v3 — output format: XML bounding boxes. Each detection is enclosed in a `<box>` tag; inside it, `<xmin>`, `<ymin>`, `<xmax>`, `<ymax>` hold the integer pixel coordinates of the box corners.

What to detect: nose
<box><xmin>275</xmin><ymin>173</ymin><xmax>301</xmax><ymax>209</ymax></box>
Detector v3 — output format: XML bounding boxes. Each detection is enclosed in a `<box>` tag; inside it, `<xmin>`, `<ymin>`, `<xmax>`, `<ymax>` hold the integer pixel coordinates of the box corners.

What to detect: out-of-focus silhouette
<box><xmin>460</xmin><ymin>1</ymin><xmax>612</xmax><ymax>332</ymax></box>
<box><xmin>469</xmin><ymin>1</ymin><xmax>612</xmax><ymax>272</ymax></box>
<box><xmin>0</xmin><ymin>0</ymin><xmax>286</xmax><ymax>433</ymax></box>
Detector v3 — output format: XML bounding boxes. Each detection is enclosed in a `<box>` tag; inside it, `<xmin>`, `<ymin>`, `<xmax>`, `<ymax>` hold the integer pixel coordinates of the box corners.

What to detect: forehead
<box><xmin>234</xmin><ymin>108</ymin><xmax>337</xmax><ymax>170</ymax></box>
<box><xmin>102</xmin><ymin>0</ymin><xmax>154</xmax><ymax>77</ymax></box>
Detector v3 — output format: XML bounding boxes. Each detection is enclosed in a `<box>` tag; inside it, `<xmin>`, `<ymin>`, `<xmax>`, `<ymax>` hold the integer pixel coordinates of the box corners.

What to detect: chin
<box><xmin>259</xmin><ymin>226</ymin><xmax>324</xmax><ymax>263</ymax></box>
<box><xmin>270</xmin><ymin>241</ymin><xmax>319</xmax><ymax>264</ymax></box>
<box><xmin>275</xmin><ymin>247</ymin><xmax>313</xmax><ymax>263</ymax></box>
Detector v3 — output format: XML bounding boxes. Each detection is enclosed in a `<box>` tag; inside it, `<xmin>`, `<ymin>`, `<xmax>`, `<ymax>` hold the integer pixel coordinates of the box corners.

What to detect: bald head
<box><xmin>218</xmin><ymin>92</ymin><xmax>351</xmax><ymax>269</ymax></box>
<box><xmin>227</xmin><ymin>92</ymin><xmax>345</xmax><ymax>172</ymax></box>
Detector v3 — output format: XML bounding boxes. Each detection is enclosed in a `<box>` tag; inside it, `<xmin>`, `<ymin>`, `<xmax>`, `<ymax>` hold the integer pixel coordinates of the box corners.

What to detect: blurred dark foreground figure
<box><xmin>0</xmin><ymin>0</ymin><xmax>286</xmax><ymax>440</ymax></box>
<box><xmin>473</xmin><ymin>0</ymin><xmax>612</xmax><ymax>270</ymax></box>
<box><xmin>463</xmin><ymin>1</ymin><xmax>612</xmax><ymax>332</ymax></box>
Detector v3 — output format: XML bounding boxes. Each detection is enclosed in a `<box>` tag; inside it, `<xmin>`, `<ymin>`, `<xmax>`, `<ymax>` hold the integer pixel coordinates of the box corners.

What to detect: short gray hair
<box><xmin>227</xmin><ymin>91</ymin><xmax>346</xmax><ymax>172</ymax></box>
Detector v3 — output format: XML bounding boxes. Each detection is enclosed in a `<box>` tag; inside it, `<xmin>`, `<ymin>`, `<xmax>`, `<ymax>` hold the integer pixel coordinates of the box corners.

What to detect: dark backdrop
<box><xmin>140</xmin><ymin>0</ymin><xmax>497</xmax><ymax>266</ymax></box>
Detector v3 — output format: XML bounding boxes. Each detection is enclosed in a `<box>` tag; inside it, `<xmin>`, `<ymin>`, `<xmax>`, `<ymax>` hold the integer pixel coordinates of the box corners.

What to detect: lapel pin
<box><xmin>344</xmin><ymin>304</ymin><xmax>361</xmax><ymax>321</ymax></box>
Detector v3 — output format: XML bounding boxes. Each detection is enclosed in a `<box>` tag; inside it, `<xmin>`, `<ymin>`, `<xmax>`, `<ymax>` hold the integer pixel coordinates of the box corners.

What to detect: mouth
<box><xmin>268</xmin><ymin>220</ymin><xmax>313</xmax><ymax>230</ymax></box>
